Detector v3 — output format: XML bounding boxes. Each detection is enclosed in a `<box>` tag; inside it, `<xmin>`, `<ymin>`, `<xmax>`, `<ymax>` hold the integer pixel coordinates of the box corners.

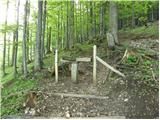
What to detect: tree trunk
<box><xmin>22</xmin><ymin>0</ymin><xmax>28</xmax><ymax>78</ymax></box>
<box><xmin>93</xmin><ymin>2</ymin><xmax>96</xmax><ymax>37</ymax></box>
<box><xmin>11</xmin><ymin>32</ymin><xmax>16</xmax><ymax>66</ymax></box>
<box><xmin>7</xmin><ymin>35</ymin><xmax>10</xmax><ymax>66</ymax></box>
<box><xmin>131</xmin><ymin>1</ymin><xmax>135</xmax><ymax>28</ymax></box>
<box><xmin>2</xmin><ymin>0</ymin><xmax>9</xmax><ymax>77</ymax></box>
<box><xmin>13</xmin><ymin>0</ymin><xmax>20</xmax><ymax>79</ymax></box>
<box><xmin>30</xmin><ymin>30</ymin><xmax>32</xmax><ymax>61</ymax></box>
<box><xmin>57</xmin><ymin>9</ymin><xmax>60</xmax><ymax>49</ymax></box>
<box><xmin>66</xmin><ymin>1</ymin><xmax>69</xmax><ymax>48</ymax></box>
<box><xmin>86</xmin><ymin>2</ymin><xmax>89</xmax><ymax>40</ymax></box>
<box><xmin>35</xmin><ymin>0</ymin><xmax>43</xmax><ymax>70</ymax></box>
<box><xmin>26</xmin><ymin>0</ymin><xmax>30</xmax><ymax>63</ymax></box>
<box><xmin>2</xmin><ymin>0</ymin><xmax>9</xmax><ymax>76</ymax></box>
<box><xmin>46</xmin><ymin>26</ymin><xmax>51</xmax><ymax>53</ymax></box>
<box><xmin>80</xmin><ymin>2</ymin><xmax>82</xmax><ymax>42</ymax></box>
<box><xmin>108</xmin><ymin>1</ymin><xmax>118</xmax><ymax>46</ymax></box>
<box><xmin>100</xmin><ymin>2</ymin><xmax>105</xmax><ymax>37</ymax></box>
<box><xmin>89</xmin><ymin>1</ymin><xmax>93</xmax><ymax>40</ymax></box>
<box><xmin>68</xmin><ymin>0</ymin><xmax>74</xmax><ymax>49</ymax></box>
<box><xmin>41</xmin><ymin>0</ymin><xmax>47</xmax><ymax>62</ymax></box>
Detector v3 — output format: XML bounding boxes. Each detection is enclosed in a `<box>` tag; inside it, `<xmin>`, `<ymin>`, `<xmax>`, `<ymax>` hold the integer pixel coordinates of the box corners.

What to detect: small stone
<box><xmin>37</xmin><ymin>109</ymin><xmax>40</xmax><ymax>113</ymax></box>
<box><xmin>65</xmin><ymin>111</ymin><xmax>70</xmax><ymax>118</ymax></box>
<box><xmin>24</xmin><ymin>107</ymin><xmax>29</xmax><ymax>114</ymax></box>
<box><xmin>124</xmin><ymin>98</ymin><xmax>128</xmax><ymax>102</ymax></box>
<box><xmin>29</xmin><ymin>108</ymin><xmax>36</xmax><ymax>116</ymax></box>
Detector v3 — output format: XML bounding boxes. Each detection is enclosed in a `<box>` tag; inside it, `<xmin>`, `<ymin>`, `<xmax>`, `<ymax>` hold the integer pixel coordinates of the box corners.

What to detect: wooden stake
<box><xmin>93</xmin><ymin>45</ymin><xmax>97</xmax><ymax>84</ymax></box>
<box><xmin>71</xmin><ymin>62</ymin><xmax>78</xmax><ymax>83</ymax></box>
<box><xmin>96</xmin><ymin>56</ymin><xmax>125</xmax><ymax>77</ymax></box>
<box><xmin>55</xmin><ymin>49</ymin><xmax>58</xmax><ymax>83</ymax></box>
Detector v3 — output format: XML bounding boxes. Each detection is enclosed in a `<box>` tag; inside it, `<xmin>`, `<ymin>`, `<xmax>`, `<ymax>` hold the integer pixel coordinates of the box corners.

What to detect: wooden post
<box><xmin>93</xmin><ymin>45</ymin><xmax>96</xmax><ymax>85</ymax></box>
<box><xmin>71</xmin><ymin>62</ymin><xmax>78</xmax><ymax>83</ymax></box>
<box><xmin>55</xmin><ymin>49</ymin><xmax>58</xmax><ymax>83</ymax></box>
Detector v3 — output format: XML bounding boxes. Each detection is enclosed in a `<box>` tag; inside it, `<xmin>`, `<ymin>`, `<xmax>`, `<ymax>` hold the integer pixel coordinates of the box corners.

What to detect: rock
<box><xmin>124</xmin><ymin>98</ymin><xmax>128</xmax><ymax>102</ymax></box>
<box><xmin>24</xmin><ymin>107</ymin><xmax>29</xmax><ymax>114</ymax></box>
<box><xmin>29</xmin><ymin>108</ymin><xmax>36</xmax><ymax>116</ymax></box>
<box><xmin>65</xmin><ymin>111</ymin><xmax>70</xmax><ymax>118</ymax></box>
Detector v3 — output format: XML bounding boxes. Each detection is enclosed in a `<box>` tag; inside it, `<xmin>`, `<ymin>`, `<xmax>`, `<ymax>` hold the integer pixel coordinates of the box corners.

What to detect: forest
<box><xmin>0</xmin><ymin>0</ymin><xmax>159</xmax><ymax>119</ymax></box>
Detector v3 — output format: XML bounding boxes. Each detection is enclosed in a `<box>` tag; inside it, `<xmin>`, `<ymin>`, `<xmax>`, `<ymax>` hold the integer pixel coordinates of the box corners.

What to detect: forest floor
<box><xmin>1</xmin><ymin>22</ymin><xmax>159</xmax><ymax>118</ymax></box>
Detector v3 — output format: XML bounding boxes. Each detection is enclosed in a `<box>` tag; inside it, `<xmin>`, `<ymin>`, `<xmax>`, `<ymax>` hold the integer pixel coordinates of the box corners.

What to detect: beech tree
<box><xmin>105</xmin><ymin>1</ymin><xmax>119</xmax><ymax>49</ymax></box>
<box><xmin>13</xmin><ymin>0</ymin><xmax>20</xmax><ymax>79</ymax></box>
<box><xmin>35</xmin><ymin>0</ymin><xmax>43</xmax><ymax>70</ymax></box>
<box><xmin>2</xmin><ymin>0</ymin><xmax>9</xmax><ymax>77</ymax></box>
<box><xmin>22</xmin><ymin>0</ymin><xmax>28</xmax><ymax>77</ymax></box>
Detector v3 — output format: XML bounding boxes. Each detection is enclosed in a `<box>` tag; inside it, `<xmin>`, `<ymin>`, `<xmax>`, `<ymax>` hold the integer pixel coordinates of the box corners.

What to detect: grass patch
<box><xmin>1</xmin><ymin>78</ymin><xmax>36</xmax><ymax>117</ymax></box>
<box><xmin>119</xmin><ymin>21</ymin><xmax>159</xmax><ymax>38</ymax></box>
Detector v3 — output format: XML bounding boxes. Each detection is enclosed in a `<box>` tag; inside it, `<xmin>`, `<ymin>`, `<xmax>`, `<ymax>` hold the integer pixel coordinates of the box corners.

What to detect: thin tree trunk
<box><xmin>26</xmin><ymin>0</ymin><xmax>30</xmax><ymax>63</ymax></box>
<box><xmin>131</xmin><ymin>1</ymin><xmax>135</xmax><ymax>28</ymax></box>
<box><xmin>11</xmin><ymin>32</ymin><xmax>16</xmax><ymax>66</ymax></box>
<box><xmin>93</xmin><ymin>2</ymin><xmax>96</xmax><ymax>37</ymax></box>
<box><xmin>13</xmin><ymin>0</ymin><xmax>20</xmax><ymax>79</ymax></box>
<box><xmin>100</xmin><ymin>2</ymin><xmax>105</xmax><ymax>37</ymax></box>
<box><xmin>80</xmin><ymin>2</ymin><xmax>82</xmax><ymax>42</ymax></box>
<box><xmin>30</xmin><ymin>30</ymin><xmax>32</xmax><ymax>61</ymax></box>
<box><xmin>35</xmin><ymin>0</ymin><xmax>43</xmax><ymax>70</ymax></box>
<box><xmin>57</xmin><ymin>8</ymin><xmax>60</xmax><ymax>49</ymax></box>
<box><xmin>66</xmin><ymin>1</ymin><xmax>69</xmax><ymax>49</ymax></box>
<box><xmin>89</xmin><ymin>1</ymin><xmax>93</xmax><ymax>40</ymax></box>
<box><xmin>2</xmin><ymin>0</ymin><xmax>9</xmax><ymax>77</ymax></box>
<box><xmin>7</xmin><ymin>35</ymin><xmax>10</xmax><ymax>66</ymax></box>
<box><xmin>46</xmin><ymin>26</ymin><xmax>51</xmax><ymax>53</ymax></box>
<box><xmin>86</xmin><ymin>2</ymin><xmax>89</xmax><ymax>40</ymax></box>
<box><xmin>22</xmin><ymin>0</ymin><xmax>28</xmax><ymax>77</ymax></box>
<box><xmin>41</xmin><ymin>0</ymin><xmax>47</xmax><ymax>62</ymax></box>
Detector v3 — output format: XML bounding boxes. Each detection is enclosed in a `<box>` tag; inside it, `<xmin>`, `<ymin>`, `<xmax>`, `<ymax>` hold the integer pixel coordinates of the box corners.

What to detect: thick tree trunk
<box><xmin>108</xmin><ymin>1</ymin><xmax>118</xmax><ymax>47</ymax></box>
<box><xmin>68</xmin><ymin>0</ymin><xmax>74</xmax><ymax>49</ymax></box>
<box><xmin>2</xmin><ymin>0</ymin><xmax>9</xmax><ymax>77</ymax></box>
<box><xmin>22</xmin><ymin>0</ymin><xmax>28</xmax><ymax>77</ymax></box>
<box><xmin>13</xmin><ymin>0</ymin><xmax>20</xmax><ymax>79</ymax></box>
<box><xmin>35</xmin><ymin>0</ymin><xmax>43</xmax><ymax>70</ymax></box>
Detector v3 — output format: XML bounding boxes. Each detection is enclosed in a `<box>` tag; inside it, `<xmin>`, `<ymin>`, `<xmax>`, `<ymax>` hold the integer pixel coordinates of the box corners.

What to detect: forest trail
<box><xmin>31</xmin><ymin>37</ymin><xmax>158</xmax><ymax>118</ymax></box>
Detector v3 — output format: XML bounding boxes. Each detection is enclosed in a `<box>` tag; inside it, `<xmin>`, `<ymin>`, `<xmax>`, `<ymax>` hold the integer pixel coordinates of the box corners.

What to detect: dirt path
<box><xmin>25</xmin><ymin>38</ymin><xmax>158</xmax><ymax>119</ymax></box>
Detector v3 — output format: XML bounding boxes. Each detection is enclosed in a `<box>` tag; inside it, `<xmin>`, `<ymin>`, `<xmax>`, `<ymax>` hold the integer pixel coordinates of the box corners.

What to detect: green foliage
<box><xmin>119</xmin><ymin>21</ymin><xmax>158</xmax><ymax>37</ymax></box>
<box><xmin>127</xmin><ymin>55</ymin><xmax>137</xmax><ymax>63</ymax></box>
<box><xmin>1</xmin><ymin>78</ymin><xmax>36</xmax><ymax>117</ymax></box>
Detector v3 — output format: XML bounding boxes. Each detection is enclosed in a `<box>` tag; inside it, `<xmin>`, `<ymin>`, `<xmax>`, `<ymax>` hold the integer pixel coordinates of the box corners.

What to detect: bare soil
<box><xmin>30</xmin><ymin>38</ymin><xmax>159</xmax><ymax>119</ymax></box>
